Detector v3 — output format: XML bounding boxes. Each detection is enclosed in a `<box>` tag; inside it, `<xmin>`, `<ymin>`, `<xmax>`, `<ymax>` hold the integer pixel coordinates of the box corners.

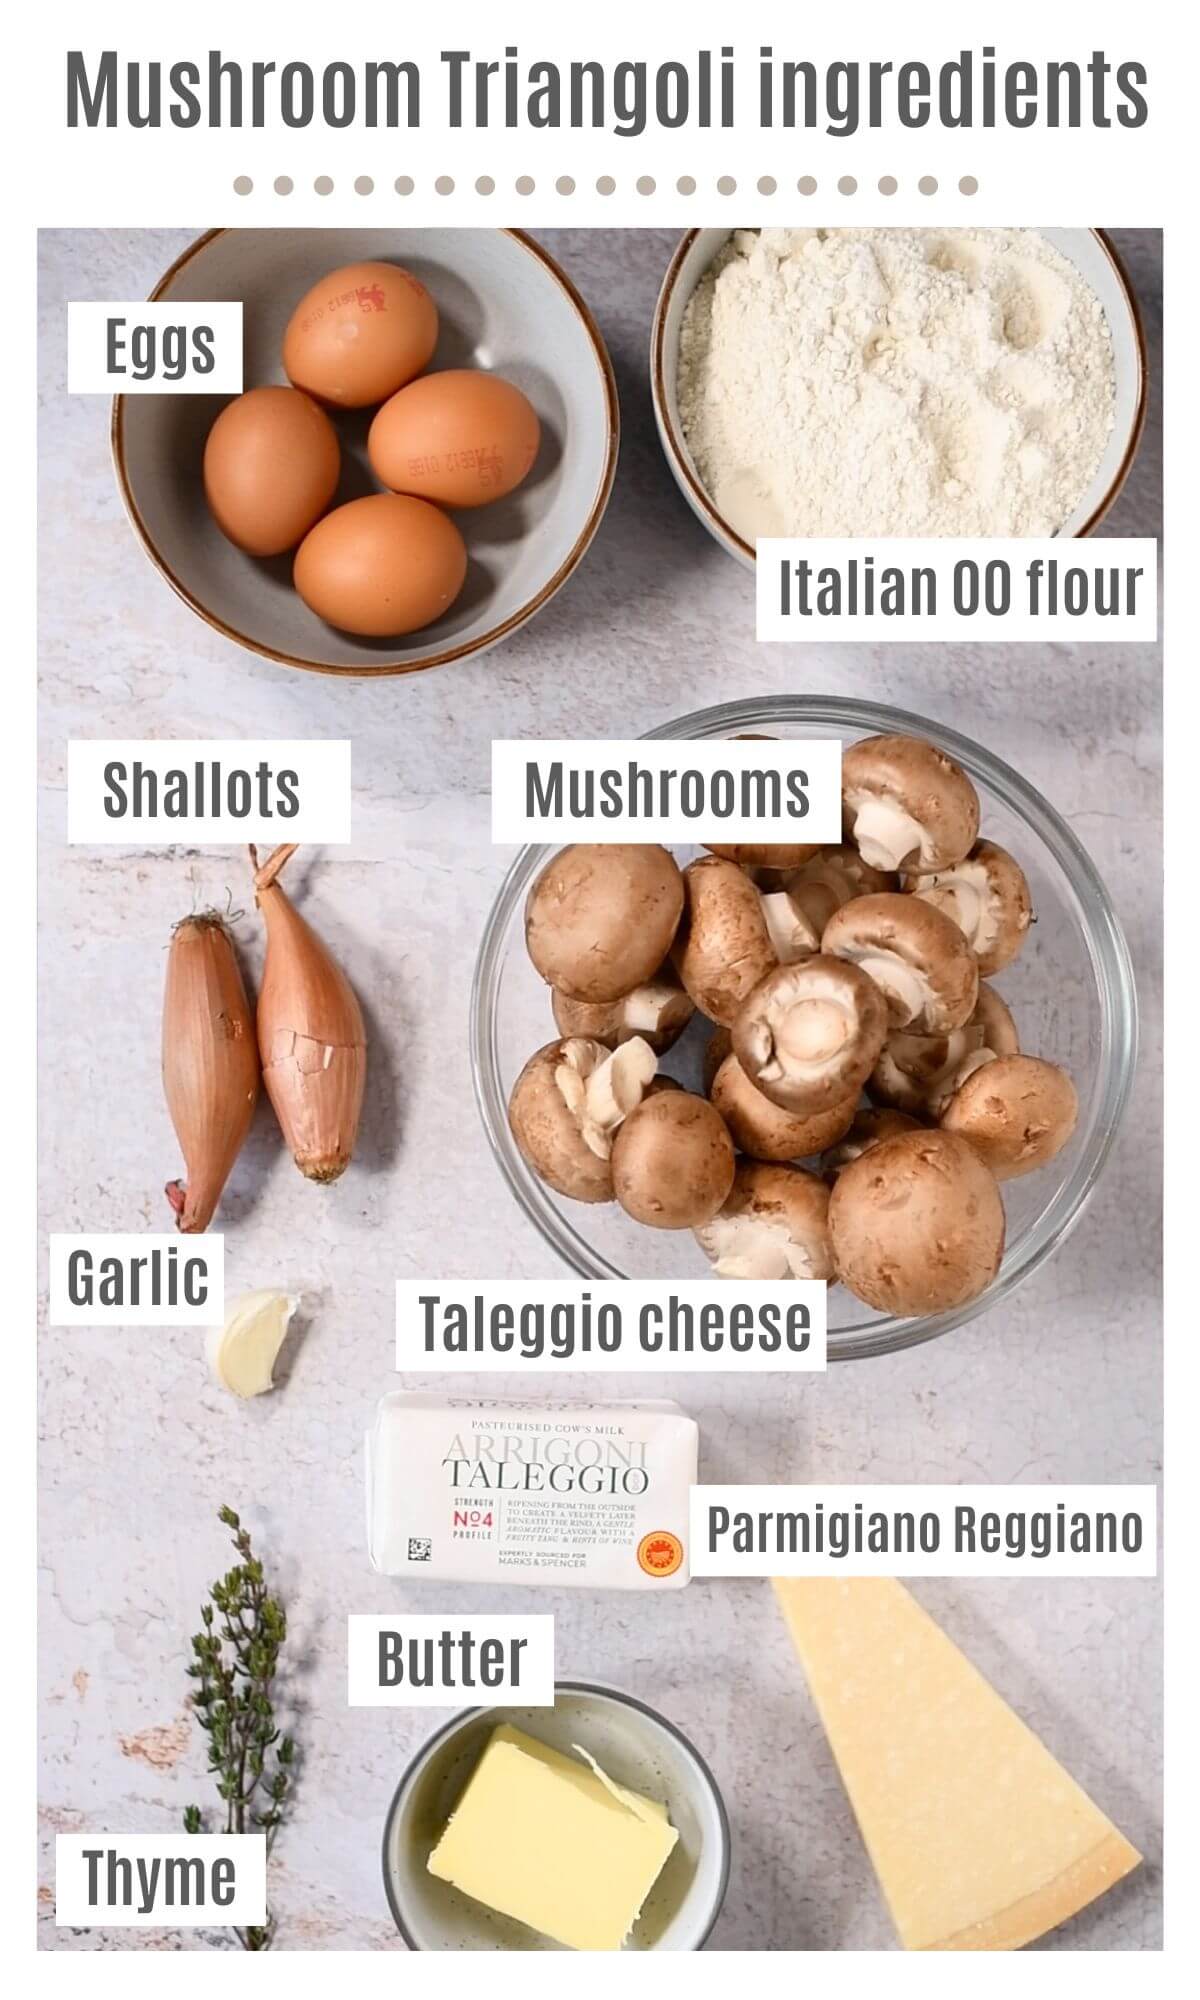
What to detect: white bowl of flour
<box><xmin>652</xmin><ymin>228</ymin><xmax>1145</xmax><ymax>565</ymax></box>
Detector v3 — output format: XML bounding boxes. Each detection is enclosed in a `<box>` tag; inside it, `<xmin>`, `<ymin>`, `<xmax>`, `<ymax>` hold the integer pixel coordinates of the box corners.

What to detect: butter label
<box><xmin>366</xmin><ymin>1394</ymin><xmax>697</xmax><ymax>1589</ymax></box>
<box><xmin>347</xmin><ymin>1614</ymin><xmax>554</xmax><ymax>1706</ymax></box>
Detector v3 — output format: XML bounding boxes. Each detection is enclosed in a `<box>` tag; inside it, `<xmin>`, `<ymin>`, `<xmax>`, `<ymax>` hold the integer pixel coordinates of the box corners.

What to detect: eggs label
<box><xmin>397</xmin><ymin>1280</ymin><xmax>826</xmax><ymax>1372</ymax></box>
<box><xmin>67</xmin><ymin>301</ymin><xmax>243</xmax><ymax>393</ymax></box>
<box><xmin>67</xmin><ymin>739</ymin><xmax>351</xmax><ymax>843</ymax></box>
<box><xmin>491</xmin><ymin>738</ymin><xmax>842</xmax><ymax>845</ymax></box>
<box><xmin>691</xmin><ymin>1485</ymin><xmax>1158</xmax><ymax>1577</ymax></box>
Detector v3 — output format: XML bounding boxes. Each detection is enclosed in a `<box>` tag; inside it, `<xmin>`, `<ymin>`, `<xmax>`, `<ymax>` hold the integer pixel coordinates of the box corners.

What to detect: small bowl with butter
<box><xmin>382</xmin><ymin>1682</ymin><xmax>730</xmax><ymax>1950</ymax></box>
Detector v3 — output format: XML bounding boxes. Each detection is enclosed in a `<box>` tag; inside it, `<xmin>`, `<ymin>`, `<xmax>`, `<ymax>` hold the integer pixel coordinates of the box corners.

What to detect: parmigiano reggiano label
<box><xmin>772</xmin><ymin>1576</ymin><xmax>1140</xmax><ymax>1950</ymax></box>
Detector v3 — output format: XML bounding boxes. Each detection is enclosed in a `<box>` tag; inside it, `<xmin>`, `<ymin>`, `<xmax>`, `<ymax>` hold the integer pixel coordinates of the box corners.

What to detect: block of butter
<box><xmin>428</xmin><ymin>1724</ymin><xmax>678</xmax><ymax>1950</ymax></box>
<box><xmin>366</xmin><ymin>1393</ymin><xmax>697</xmax><ymax>1589</ymax></box>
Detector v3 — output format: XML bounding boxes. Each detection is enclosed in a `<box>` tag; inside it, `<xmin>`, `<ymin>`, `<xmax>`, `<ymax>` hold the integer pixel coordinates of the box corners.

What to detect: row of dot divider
<box><xmin>234</xmin><ymin>173</ymin><xmax>979</xmax><ymax>198</ymax></box>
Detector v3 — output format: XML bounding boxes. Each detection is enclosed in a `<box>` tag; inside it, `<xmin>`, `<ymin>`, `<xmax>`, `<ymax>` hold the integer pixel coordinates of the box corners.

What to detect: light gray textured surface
<box><xmin>38</xmin><ymin>228</ymin><xmax>1162</xmax><ymax>1952</ymax></box>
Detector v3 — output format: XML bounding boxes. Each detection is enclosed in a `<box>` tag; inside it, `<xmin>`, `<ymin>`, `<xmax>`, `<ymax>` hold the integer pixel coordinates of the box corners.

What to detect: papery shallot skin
<box><xmin>162</xmin><ymin>915</ymin><xmax>260</xmax><ymax>1233</ymax></box>
<box><xmin>253</xmin><ymin>852</ymin><xmax>367</xmax><ymax>1182</ymax></box>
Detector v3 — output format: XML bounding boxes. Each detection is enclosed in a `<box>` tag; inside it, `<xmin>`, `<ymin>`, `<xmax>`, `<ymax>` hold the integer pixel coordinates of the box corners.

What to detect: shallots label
<box><xmin>491</xmin><ymin>738</ymin><xmax>842</xmax><ymax>845</ymax></box>
<box><xmin>48</xmin><ymin>1234</ymin><xmax>224</xmax><ymax>1326</ymax></box>
<box><xmin>66</xmin><ymin>740</ymin><xmax>352</xmax><ymax>843</ymax></box>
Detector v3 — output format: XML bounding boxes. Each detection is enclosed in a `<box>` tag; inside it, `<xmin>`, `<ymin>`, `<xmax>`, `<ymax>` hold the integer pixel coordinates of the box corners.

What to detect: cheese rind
<box><xmin>427</xmin><ymin>1724</ymin><xmax>678</xmax><ymax>1951</ymax></box>
<box><xmin>772</xmin><ymin>1577</ymin><xmax>1141</xmax><ymax>1951</ymax></box>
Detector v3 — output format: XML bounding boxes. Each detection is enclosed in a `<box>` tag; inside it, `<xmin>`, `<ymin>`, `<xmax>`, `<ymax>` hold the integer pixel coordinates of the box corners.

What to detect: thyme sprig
<box><xmin>183</xmin><ymin>1506</ymin><xmax>295</xmax><ymax>1951</ymax></box>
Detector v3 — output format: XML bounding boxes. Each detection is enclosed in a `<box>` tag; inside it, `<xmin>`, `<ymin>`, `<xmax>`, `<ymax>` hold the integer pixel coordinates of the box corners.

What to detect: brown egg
<box><xmin>293</xmin><ymin>494</ymin><xmax>467</xmax><ymax>637</ymax></box>
<box><xmin>202</xmin><ymin>386</ymin><xmax>340</xmax><ymax>556</ymax></box>
<box><xmin>368</xmin><ymin>370</ymin><xmax>541</xmax><ymax>508</ymax></box>
<box><xmin>283</xmin><ymin>261</ymin><xmax>439</xmax><ymax>410</ymax></box>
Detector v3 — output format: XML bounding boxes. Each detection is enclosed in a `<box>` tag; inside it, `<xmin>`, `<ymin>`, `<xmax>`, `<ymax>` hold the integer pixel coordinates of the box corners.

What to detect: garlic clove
<box><xmin>207</xmin><ymin>1289</ymin><xmax>299</xmax><ymax>1398</ymax></box>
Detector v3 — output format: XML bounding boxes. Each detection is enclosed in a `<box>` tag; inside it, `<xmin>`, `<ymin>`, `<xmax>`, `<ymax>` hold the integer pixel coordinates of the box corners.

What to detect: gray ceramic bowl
<box><xmin>382</xmin><ymin>1682</ymin><xmax>730</xmax><ymax>1950</ymax></box>
<box><xmin>652</xmin><ymin>227</ymin><xmax>1147</xmax><ymax>567</ymax></box>
<box><xmin>114</xmin><ymin>228</ymin><xmax>618</xmax><ymax>675</ymax></box>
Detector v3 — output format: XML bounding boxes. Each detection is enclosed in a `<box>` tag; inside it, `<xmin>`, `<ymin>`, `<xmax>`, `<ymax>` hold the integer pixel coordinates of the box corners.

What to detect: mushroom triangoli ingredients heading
<box><xmin>506</xmin><ymin>730</ymin><xmax>1078</xmax><ymax>1318</ymax></box>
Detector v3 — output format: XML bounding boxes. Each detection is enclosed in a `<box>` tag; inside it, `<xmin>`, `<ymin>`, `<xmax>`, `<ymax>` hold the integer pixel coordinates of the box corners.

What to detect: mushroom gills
<box><xmin>759</xmin><ymin>889</ymin><xmax>820</xmax><ymax>963</ymax></box>
<box><xmin>751</xmin><ymin>993</ymin><xmax>853</xmax><ymax>1084</ymax></box>
<box><xmin>844</xmin><ymin>790</ymin><xmax>927</xmax><ymax>872</ymax></box>
<box><xmin>836</xmin><ymin>946</ymin><xmax>935</xmax><ymax>1027</ymax></box>
<box><xmin>696</xmin><ymin>1211</ymin><xmax>819</xmax><ymax>1280</ymax></box>
<box><xmin>553</xmin><ymin>1036</ymin><xmax>657</xmax><ymax>1158</ymax></box>
<box><xmin>911</xmin><ymin>864</ymin><xmax>999</xmax><ymax>958</ymax></box>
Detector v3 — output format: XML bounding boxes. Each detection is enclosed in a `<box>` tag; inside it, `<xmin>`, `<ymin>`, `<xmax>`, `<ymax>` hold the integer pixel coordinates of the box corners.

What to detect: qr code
<box><xmin>407</xmin><ymin>1537</ymin><xmax>432</xmax><ymax>1563</ymax></box>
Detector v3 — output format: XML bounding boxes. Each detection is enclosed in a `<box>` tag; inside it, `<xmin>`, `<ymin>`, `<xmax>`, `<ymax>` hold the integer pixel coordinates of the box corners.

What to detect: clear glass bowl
<box><xmin>470</xmin><ymin>696</ymin><xmax>1138</xmax><ymax>1360</ymax></box>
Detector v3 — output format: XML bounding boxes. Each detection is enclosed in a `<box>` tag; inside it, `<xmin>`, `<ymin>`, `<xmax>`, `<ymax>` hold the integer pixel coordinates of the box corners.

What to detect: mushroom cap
<box><xmin>903</xmin><ymin>839</ymin><xmax>1033</xmax><ymax>976</ymax></box>
<box><xmin>822</xmin><ymin>892</ymin><xmax>979</xmax><ymax>1033</ymax></box>
<box><xmin>829</xmin><ymin>1129</ymin><xmax>1006</xmax><ymax>1314</ymax></box>
<box><xmin>710</xmin><ymin>1053</ymin><xmax>858</xmax><ymax>1162</ymax></box>
<box><xmin>705</xmin><ymin>839</ymin><xmax>824</xmax><ymax>868</ymax></box>
<box><xmin>612</xmin><ymin>1089</ymin><xmax>735</xmax><ymax>1229</ymax></box>
<box><xmin>552</xmin><ymin>966</ymin><xmax>695</xmax><ymax>1055</ymax></box>
<box><xmin>701</xmin><ymin>734</ymin><xmax>822</xmax><ymax>868</ymax></box>
<box><xmin>672</xmin><ymin>855</ymin><xmax>779</xmax><ymax>1025</ymax></box>
<box><xmin>507</xmin><ymin>1040</ymin><xmax>616</xmax><ymax>1203</ymax></box>
<box><xmin>525</xmin><ymin>844</ymin><xmax>684</xmax><ymax>1002</ymax></box>
<box><xmin>842</xmin><ymin>735</ymin><xmax>980</xmax><ymax>872</ymax></box>
<box><xmin>974</xmin><ymin>981</ymin><xmax>1020</xmax><ymax>1055</ymax></box>
<box><xmin>733</xmin><ymin>955</ymin><xmax>889</xmax><ymax>1115</ymax></box>
<box><xmin>695</xmin><ymin>1160</ymin><xmax>835</xmax><ymax>1280</ymax></box>
<box><xmin>822</xmin><ymin>1109</ymin><xmax>924</xmax><ymax>1181</ymax></box>
<box><xmin>940</xmin><ymin>1054</ymin><xmax>1078</xmax><ymax>1180</ymax></box>
<box><xmin>701</xmin><ymin>1025</ymin><xmax>734</xmax><ymax>1096</ymax></box>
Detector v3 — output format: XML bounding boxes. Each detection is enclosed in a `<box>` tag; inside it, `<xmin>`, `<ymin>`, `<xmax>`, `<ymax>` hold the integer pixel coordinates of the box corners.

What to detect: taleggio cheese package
<box><xmin>367</xmin><ymin>1393</ymin><xmax>697</xmax><ymax>1589</ymax></box>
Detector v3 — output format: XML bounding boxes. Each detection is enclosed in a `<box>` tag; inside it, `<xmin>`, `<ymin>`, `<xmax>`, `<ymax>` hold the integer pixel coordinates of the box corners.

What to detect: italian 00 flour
<box><xmin>677</xmin><ymin>228</ymin><xmax>1116</xmax><ymax>540</ymax></box>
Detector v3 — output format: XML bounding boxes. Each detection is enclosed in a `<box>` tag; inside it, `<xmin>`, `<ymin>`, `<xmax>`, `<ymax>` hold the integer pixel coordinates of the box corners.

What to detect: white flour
<box><xmin>677</xmin><ymin>228</ymin><xmax>1116</xmax><ymax>539</ymax></box>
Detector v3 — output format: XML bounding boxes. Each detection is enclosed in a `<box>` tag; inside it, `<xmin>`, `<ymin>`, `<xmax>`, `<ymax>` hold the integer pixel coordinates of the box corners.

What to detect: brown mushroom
<box><xmin>705</xmin><ymin>839</ymin><xmax>824</xmax><ymax>868</ymax></box>
<box><xmin>732</xmin><ymin>956</ymin><xmax>889</xmax><ymax>1115</ymax></box>
<box><xmin>974</xmin><ymin>981</ymin><xmax>1020</xmax><ymax>1056</ymax></box>
<box><xmin>842</xmin><ymin>735</ymin><xmax>980</xmax><ymax>872</ymax></box>
<box><xmin>525</xmin><ymin>844</ymin><xmax>683</xmax><ymax>1002</ymax></box>
<box><xmin>782</xmin><ymin>845</ymin><xmax>897</xmax><ymax>932</ymax></box>
<box><xmin>869</xmin><ymin>981</ymin><xmax>1019</xmax><ymax>1114</ymax></box>
<box><xmin>939</xmin><ymin>1054</ymin><xmax>1078</xmax><ymax>1180</ymax></box>
<box><xmin>822</xmin><ymin>893</ymin><xmax>978</xmax><ymax>1034</ymax></box>
<box><xmin>671</xmin><ymin>856</ymin><xmax>780</xmax><ymax>1025</ymax></box>
<box><xmin>611</xmin><ymin>1088</ymin><xmax>735</xmax><ymax>1229</ymax></box>
<box><xmin>710</xmin><ymin>1053</ymin><xmax>858</xmax><ymax>1162</ymax></box>
<box><xmin>821</xmin><ymin>1109</ymin><xmax>924</xmax><ymax>1182</ymax></box>
<box><xmin>552</xmin><ymin>963</ymin><xmax>695</xmax><ymax>1055</ymax></box>
<box><xmin>829</xmin><ymin>1129</ymin><xmax>1006</xmax><ymax>1314</ymax></box>
<box><xmin>702</xmin><ymin>734</ymin><xmax>824</xmax><ymax>869</ymax></box>
<box><xmin>695</xmin><ymin>1161</ymin><xmax>835</xmax><ymax>1279</ymax></box>
<box><xmin>507</xmin><ymin>1036</ymin><xmax>657</xmax><ymax>1202</ymax></box>
<box><xmin>903</xmin><ymin>839</ymin><xmax>1033</xmax><ymax>976</ymax></box>
<box><xmin>701</xmin><ymin>1025</ymin><xmax>734</xmax><ymax>1096</ymax></box>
